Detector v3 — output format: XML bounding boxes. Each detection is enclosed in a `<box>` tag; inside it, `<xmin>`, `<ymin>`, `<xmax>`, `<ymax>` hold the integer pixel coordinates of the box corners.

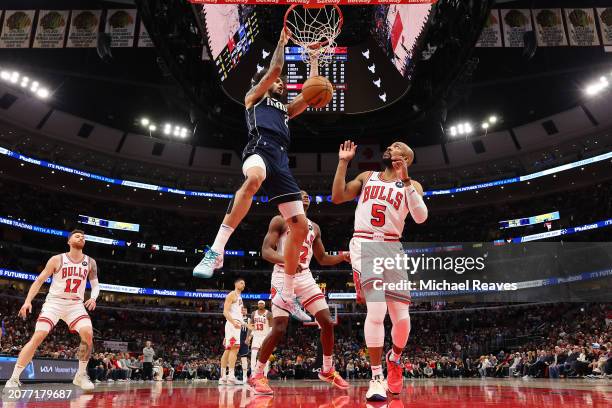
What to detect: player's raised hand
<box><xmin>279</xmin><ymin>27</ymin><xmax>290</xmax><ymax>46</ymax></box>
<box><xmin>391</xmin><ymin>155</ymin><xmax>409</xmax><ymax>181</ymax></box>
<box><xmin>84</xmin><ymin>298</ymin><xmax>97</xmax><ymax>311</ymax></box>
<box><xmin>339</xmin><ymin>140</ymin><xmax>357</xmax><ymax>163</ymax></box>
<box><xmin>18</xmin><ymin>302</ymin><xmax>32</xmax><ymax>319</ymax></box>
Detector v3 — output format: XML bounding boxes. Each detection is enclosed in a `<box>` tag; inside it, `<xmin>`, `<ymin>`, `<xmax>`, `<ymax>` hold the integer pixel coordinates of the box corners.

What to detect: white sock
<box><xmin>371</xmin><ymin>365</ymin><xmax>383</xmax><ymax>378</ymax></box>
<box><xmin>281</xmin><ymin>275</ymin><xmax>295</xmax><ymax>298</ymax></box>
<box><xmin>250</xmin><ymin>349</ymin><xmax>258</xmax><ymax>372</ymax></box>
<box><xmin>389</xmin><ymin>350</ymin><xmax>401</xmax><ymax>363</ymax></box>
<box><xmin>228</xmin><ymin>368</ymin><xmax>235</xmax><ymax>378</ymax></box>
<box><xmin>11</xmin><ymin>364</ymin><xmax>25</xmax><ymax>380</ymax></box>
<box><xmin>264</xmin><ymin>362</ymin><xmax>270</xmax><ymax>377</ymax></box>
<box><xmin>255</xmin><ymin>361</ymin><xmax>266</xmax><ymax>375</ymax></box>
<box><xmin>323</xmin><ymin>355</ymin><xmax>333</xmax><ymax>373</ymax></box>
<box><xmin>212</xmin><ymin>224</ymin><xmax>234</xmax><ymax>253</ymax></box>
<box><xmin>78</xmin><ymin>360</ymin><xmax>88</xmax><ymax>376</ymax></box>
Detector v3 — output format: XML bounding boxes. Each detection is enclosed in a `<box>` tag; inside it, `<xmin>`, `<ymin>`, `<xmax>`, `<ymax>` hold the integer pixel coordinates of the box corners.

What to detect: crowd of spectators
<box><xmin>1</xmin><ymin>290</ymin><xmax>610</xmax><ymax>382</ymax></box>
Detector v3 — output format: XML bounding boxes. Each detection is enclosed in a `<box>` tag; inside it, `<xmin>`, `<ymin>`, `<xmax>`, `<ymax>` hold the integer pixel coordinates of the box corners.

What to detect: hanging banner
<box><xmin>596</xmin><ymin>8</ymin><xmax>612</xmax><ymax>46</ymax></box>
<box><xmin>105</xmin><ymin>9</ymin><xmax>137</xmax><ymax>48</ymax></box>
<box><xmin>0</xmin><ymin>10</ymin><xmax>35</xmax><ymax>48</ymax></box>
<box><xmin>33</xmin><ymin>10</ymin><xmax>69</xmax><ymax>48</ymax></box>
<box><xmin>67</xmin><ymin>10</ymin><xmax>101</xmax><ymax>48</ymax></box>
<box><xmin>476</xmin><ymin>9</ymin><xmax>502</xmax><ymax>47</ymax></box>
<box><xmin>533</xmin><ymin>9</ymin><xmax>568</xmax><ymax>47</ymax></box>
<box><xmin>501</xmin><ymin>9</ymin><xmax>532</xmax><ymax>48</ymax></box>
<box><xmin>137</xmin><ymin>21</ymin><xmax>153</xmax><ymax>48</ymax></box>
<box><xmin>565</xmin><ymin>8</ymin><xmax>600</xmax><ymax>47</ymax></box>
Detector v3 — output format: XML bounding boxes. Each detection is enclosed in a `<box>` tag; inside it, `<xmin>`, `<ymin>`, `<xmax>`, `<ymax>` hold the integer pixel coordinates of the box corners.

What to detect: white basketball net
<box><xmin>285</xmin><ymin>6</ymin><xmax>342</xmax><ymax>67</ymax></box>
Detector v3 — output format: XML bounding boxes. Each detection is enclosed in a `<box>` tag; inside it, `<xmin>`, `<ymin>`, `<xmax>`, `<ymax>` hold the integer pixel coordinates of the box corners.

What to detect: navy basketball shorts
<box><xmin>242</xmin><ymin>138</ymin><xmax>302</xmax><ymax>204</ymax></box>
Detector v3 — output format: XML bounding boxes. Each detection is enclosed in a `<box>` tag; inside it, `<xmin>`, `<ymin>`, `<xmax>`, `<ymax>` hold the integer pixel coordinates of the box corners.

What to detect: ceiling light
<box><xmin>36</xmin><ymin>88</ymin><xmax>49</xmax><ymax>99</ymax></box>
<box><xmin>149</xmin><ymin>124</ymin><xmax>157</xmax><ymax>132</ymax></box>
<box><xmin>482</xmin><ymin>122</ymin><xmax>489</xmax><ymax>129</ymax></box>
<box><xmin>141</xmin><ymin>118</ymin><xmax>150</xmax><ymax>126</ymax></box>
<box><xmin>489</xmin><ymin>116</ymin><xmax>498</xmax><ymax>124</ymax></box>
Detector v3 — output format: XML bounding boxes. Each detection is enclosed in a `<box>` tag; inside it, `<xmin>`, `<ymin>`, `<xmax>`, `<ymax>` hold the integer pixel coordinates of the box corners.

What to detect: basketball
<box><xmin>302</xmin><ymin>76</ymin><xmax>334</xmax><ymax>109</ymax></box>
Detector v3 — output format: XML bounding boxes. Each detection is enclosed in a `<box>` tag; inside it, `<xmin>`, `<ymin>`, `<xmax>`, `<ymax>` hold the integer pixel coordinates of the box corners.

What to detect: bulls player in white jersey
<box><xmin>332</xmin><ymin>141</ymin><xmax>428</xmax><ymax>402</ymax></box>
<box><xmin>247</xmin><ymin>300</ymin><xmax>272</xmax><ymax>376</ymax></box>
<box><xmin>4</xmin><ymin>230</ymin><xmax>99</xmax><ymax>391</ymax></box>
<box><xmin>220</xmin><ymin>278</ymin><xmax>249</xmax><ymax>385</ymax></box>
<box><xmin>248</xmin><ymin>191</ymin><xmax>350</xmax><ymax>395</ymax></box>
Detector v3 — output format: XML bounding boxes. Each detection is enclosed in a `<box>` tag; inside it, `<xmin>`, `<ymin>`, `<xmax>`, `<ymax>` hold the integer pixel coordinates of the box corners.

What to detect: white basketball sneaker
<box><xmin>3</xmin><ymin>378</ymin><xmax>21</xmax><ymax>390</ymax></box>
<box><xmin>73</xmin><ymin>373</ymin><xmax>95</xmax><ymax>391</ymax></box>
<box><xmin>365</xmin><ymin>375</ymin><xmax>387</xmax><ymax>402</ymax></box>
<box><xmin>193</xmin><ymin>247</ymin><xmax>223</xmax><ymax>278</ymax></box>
<box><xmin>271</xmin><ymin>292</ymin><xmax>311</xmax><ymax>322</ymax></box>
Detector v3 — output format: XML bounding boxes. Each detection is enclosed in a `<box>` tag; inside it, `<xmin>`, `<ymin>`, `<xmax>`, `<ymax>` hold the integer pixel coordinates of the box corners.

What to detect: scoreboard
<box><xmin>285</xmin><ymin>46</ymin><xmax>347</xmax><ymax>113</ymax></box>
<box><xmin>210</xmin><ymin>12</ymin><xmax>260</xmax><ymax>81</ymax></box>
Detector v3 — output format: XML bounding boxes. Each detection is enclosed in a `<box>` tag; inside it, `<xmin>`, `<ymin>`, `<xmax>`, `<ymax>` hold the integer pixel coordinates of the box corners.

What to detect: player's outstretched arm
<box><xmin>312</xmin><ymin>223</ymin><xmax>350</xmax><ymax>266</ymax></box>
<box><xmin>18</xmin><ymin>255</ymin><xmax>60</xmax><ymax>319</ymax></box>
<box><xmin>245</xmin><ymin>29</ymin><xmax>289</xmax><ymax>109</ymax></box>
<box><xmin>261</xmin><ymin>215</ymin><xmax>286</xmax><ymax>265</ymax></box>
<box><xmin>332</xmin><ymin>140</ymin><xmax>368</xmax><ymax>204</ymax></box>
<box><xmin>84</xmin><ymin>258</ymin><xmax>100</xmax><ymax>311</ymax></box>
<box><xmin>287</xmin><ymin>55</ymin><xmax>319</xmax><ymax>118</ymax></box>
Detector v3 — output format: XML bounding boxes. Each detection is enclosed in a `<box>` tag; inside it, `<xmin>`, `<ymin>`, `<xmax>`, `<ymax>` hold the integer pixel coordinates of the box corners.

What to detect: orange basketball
<box><xmin>301</xmin><ymin>76</ymin><xmax>334</xmax><ymax>109</ymax></box>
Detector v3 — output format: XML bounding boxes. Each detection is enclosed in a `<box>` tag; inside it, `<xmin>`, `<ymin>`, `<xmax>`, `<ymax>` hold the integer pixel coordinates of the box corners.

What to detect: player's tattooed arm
<box><xmin>84</xmin><ymin>258</ymin><xmax>99</xmax><ymax>311</ymax></box>
<box><xmin>18</xmin><ymin>255</ymin><xmax>60</xmax><ymax>319</ymax></box>
<box><xmin>332</xmin><ymin>140</ymin><xmax>369</xmax><ymax>204</ymax></box>
<box><xmin>287</xmin><ymin>55</ymin><xmax>319</xmax><ymax>118</ymax></box>
<box><xmin>245</xmin><ymin>29</ymin><xmax>289</xmax><ymax>108</ymax></box>
<box><xmin>311</xmin><ymin>223</ymin><xmax>349</xmax><ymax>266</ymax></box>
<box><xmin>261</xmin><ymin>216</ymin><xmax>286</xmax><ymax>265</ymax></box>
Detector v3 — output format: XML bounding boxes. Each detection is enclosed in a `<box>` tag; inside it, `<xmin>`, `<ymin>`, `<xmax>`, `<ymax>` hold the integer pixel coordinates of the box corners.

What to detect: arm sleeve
<box><xmin>89</xmin><ymin>278</ymin><xmax>100</xmax><ymax>301</ymax></box>
<box><xmin>406</xmin><ymin>185</ymin><xmax>428</xmax><ymax>224</ymax></box>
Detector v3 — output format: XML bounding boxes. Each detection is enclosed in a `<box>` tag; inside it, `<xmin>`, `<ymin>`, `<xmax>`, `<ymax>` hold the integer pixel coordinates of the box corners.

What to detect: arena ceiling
<box><xmin>1</xmin><ymin>0</ymin><xmax>611</xmax><ymax>154</ymax></box>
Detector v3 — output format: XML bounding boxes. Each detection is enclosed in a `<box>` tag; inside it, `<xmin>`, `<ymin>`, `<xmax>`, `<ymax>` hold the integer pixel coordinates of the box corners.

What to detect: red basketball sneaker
<box><xmin>249</xmin><ymin>373</ymin><xmax>273</xmax><ymax>395</ymax></box>
<box><xmin>385</xmin><ymin>350</ymin><xmax>404</xmax><ymax>395</ymax></box>
<box><xmin>318</xmin><ymin>368</ymin><xmax>349</xmax><ymax>390</ymax></box>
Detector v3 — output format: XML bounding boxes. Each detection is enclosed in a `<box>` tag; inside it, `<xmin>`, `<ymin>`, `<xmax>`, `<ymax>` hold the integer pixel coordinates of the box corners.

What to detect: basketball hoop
<box><xmin>284</xmin><ymin>5</ymin><xmax>343</xmax><ymax>67</ymax></box>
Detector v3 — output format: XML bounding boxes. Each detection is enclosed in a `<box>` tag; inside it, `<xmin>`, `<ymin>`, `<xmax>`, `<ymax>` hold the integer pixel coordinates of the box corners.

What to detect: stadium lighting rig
<box><xmin>139</xmin><ymin>118</ymin><xmax>190</xmax><ymax>138</ymax></box>
<box><xmin>449</xmin><ymin>115</ymin><xmax>500</xmax><ymax>138</ymax></box>
<box><xmin>585</xmin><ymin>75</ymin><xmax>610</xmax><ymax>96</ymax></box>
<box><xmin>0</xmin><ymin>69</ymin><xmax>51</xmax><ymax>99</ymax></box>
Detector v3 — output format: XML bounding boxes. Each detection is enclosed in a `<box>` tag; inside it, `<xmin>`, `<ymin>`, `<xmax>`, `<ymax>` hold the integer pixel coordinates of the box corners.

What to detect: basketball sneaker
<box><xmin>3</xmin><ymin>378</ymin><xmax>21</xmax><ymax>390</ymax></box>
<box><xmin>73</xmin><ymin>373</ymin><xmax>95</xmax><ymax>391</ymax></box>
<box><xmin>365</xmin><ymin>375</ymin><xmax>387</xmax><ymax>402</ymax></box>
<box><xmin>193</xmin><ymin>247</ymin><xmax>223</xmax><ymax>278</ymax></box>
<box><xmin>271</xmin><ymin>292</ymin><xmax>311</xmax><ymax>322</ymax></box>
<box><xmin>227</xmin><ymin>377</ymin><xmax>243</xmax><ymax>386</ymax></box>
<box><xmin>219</xmin><ymin>377</ymin><xmax>228</xmax><ymax>385</ymax></box>
<box><xmin>249</xmin><ymin>373</ymin><xmax>273</xmax><ymax>395</ymax></box>
<box><xmin>385</xmin><ymin>350</ymin><xmax>403</xmax><ymax>395</ymax></box>
<box><xmin>318</xmin><ymin>368</ymin><xmax>349</xmax><ymax>390</ymax></box>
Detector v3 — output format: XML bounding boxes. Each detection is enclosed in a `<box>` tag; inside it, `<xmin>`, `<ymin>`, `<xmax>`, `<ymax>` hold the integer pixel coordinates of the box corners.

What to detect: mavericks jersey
<box><xmin>354</xmin><ymin>172</ymin><xmax>410</xmax><ymax>240</ymax></box>
<box><xmin>47</xmin><ymin>253</ymin><xmax>91</xmax><ymax>302</ymax></box>
<box><xmin>274</xmin><ymin>219</ymin><xmax>316</xmax><ymax>274</ymax></box>
<box><xmin>252</xmin><ymin>311</ymin><xmax>270</xmax><ymax>337</ymax></box>
<box><xmin>240</xmin><ymin>316</ymin><xmax>250</xmax><ymax>343</ymax></box>
<box><xmin>245</xmin><ymin>96</ymin><xmax>290</xmax><ymax>149</ymax></box>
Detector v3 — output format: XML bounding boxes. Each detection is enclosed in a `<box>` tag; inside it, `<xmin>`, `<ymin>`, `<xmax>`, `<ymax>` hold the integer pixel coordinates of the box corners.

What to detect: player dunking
<box><xmin>4</xmin><ymin>230</ymin><xmax>99</xmax><ymax>391</ymax></box>
<box><xmin>332</xmin><ymin>141</ymin><xmax>428</xmax><ymax>402</ymax></box>
<box><xmin>248</xmin><ymin>300</ymin><xmax>272</xmax><ymax>376</ymax></box>
<box><xmin>249</xmin><ymin>191</ymin><xmax>350</xmax><ymax>394</ymax></box>
<box><xmin>193</xmin><ymin>29</ymin><xmax>319</xmax><ymax>322</ymax></box>
<box><xmin>220</xmin><ymin>278</ymin><xmax>248</xmax><ymax>385</ymax></box>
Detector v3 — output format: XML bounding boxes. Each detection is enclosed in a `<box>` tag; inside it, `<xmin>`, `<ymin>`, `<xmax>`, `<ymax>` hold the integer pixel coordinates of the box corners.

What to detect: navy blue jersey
<box><xmin>240</xmin><ymin>316</ymin><xmax>249</xmax><ymax>344</ymax></box>
<box><xmin>245</xmin><ymin>97</ymin><xmax>290</xmax><ymax>148</ymax></box>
